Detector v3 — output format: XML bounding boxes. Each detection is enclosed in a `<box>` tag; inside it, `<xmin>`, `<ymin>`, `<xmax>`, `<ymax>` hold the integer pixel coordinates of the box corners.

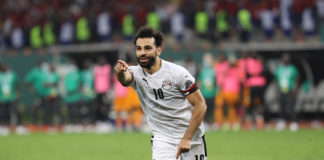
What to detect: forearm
<box><xmin>183</xmin><ymin>101</ymin><xmax>206</xmax><ymax>140</ymax></box>
<box><xmin>116</xmin><ymin>70</ymin><xmax>132</xmax><ymax>86</ymax></box>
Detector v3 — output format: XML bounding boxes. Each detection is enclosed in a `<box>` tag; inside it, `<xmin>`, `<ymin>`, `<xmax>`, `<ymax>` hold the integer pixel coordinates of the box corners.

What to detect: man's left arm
<box><xmin>176</xmin><ymin>89</ymin><xmax>207</xmax><ymax>159</ymax></box>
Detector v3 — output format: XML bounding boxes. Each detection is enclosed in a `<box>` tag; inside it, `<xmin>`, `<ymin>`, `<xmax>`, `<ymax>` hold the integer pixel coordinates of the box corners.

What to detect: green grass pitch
<box><xmin>1</xmin><ymin>129</ymin><xmax>324</xmax><ymax>160</ymax></box>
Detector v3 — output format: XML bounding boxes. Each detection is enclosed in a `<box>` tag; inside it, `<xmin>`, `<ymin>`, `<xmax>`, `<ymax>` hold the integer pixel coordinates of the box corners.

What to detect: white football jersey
<box><xmin>128</xmin><ymin>60</ymin><xmax>204</xmax><ymax>143</ymax></box>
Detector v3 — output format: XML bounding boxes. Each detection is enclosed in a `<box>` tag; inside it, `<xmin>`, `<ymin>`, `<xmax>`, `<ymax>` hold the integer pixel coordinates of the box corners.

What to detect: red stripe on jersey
<box><xmin>181</xmin><ymin>83</ymin><xmax>196</xmax><ymax>93</ymax></box>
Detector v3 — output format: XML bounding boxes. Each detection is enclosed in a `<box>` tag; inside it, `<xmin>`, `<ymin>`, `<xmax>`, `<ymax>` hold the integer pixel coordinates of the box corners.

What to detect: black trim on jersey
<box><xmin>142</xmin><ymin>68</ymin><xmax>147</xmax><ymax>77</ymax></box>
<box><xmin>202</xmin><ymin>135</ymin><xmax>207</xmax><ymax>157</ymax></box>
<box><xmin>151</xmin><ymin>136</ymin><xmax>154</xmax><ymax>146</ymax></box>
<box><xmin>183</xmin><ymin>83</ymin><xmax>198</xmax><ymax>96</ymax></box>
<box><xmin>188</xmin><ymin>83</ymin><xmax>198</xmax><ymax>94</ymax></box>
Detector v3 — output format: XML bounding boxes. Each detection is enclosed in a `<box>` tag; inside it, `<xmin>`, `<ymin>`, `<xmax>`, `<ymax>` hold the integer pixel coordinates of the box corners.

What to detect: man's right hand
<box><xmin>115</xmin><ymin>60</ymin><xmax>128</xmax><ymax>74</ymax></box>
<box><xmin>115</xmin><ymin>60</ymin><xmax>133</xmax><ymax>86</ymax></box>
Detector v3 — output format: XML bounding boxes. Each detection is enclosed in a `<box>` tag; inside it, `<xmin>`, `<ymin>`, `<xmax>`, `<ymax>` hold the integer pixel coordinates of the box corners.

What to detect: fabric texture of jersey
<box><xmin>128</xmin><ymin>60</ymin><xmax>204</xmax><ymax>143</ymax></box>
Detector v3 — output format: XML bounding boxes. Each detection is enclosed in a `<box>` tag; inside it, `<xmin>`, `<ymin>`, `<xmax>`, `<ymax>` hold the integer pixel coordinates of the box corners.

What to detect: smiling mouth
<box><xmin>139</xmin><ymin>58</ymin><xmax>148</xmax><ymax>62</ymax></box>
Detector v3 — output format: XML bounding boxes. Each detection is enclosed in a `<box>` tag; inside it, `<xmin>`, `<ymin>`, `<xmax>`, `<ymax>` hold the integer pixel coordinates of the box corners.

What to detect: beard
<box><xmin>136</xmin><ymin>51</ymin><xmax>157</xmax><ymax>69</ymax></box>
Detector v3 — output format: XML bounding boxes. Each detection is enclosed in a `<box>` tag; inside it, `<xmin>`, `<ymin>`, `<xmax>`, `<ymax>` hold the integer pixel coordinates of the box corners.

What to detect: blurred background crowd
<box><xmin>0</xmin><ymin>0</ymin><xmax>324</xmax><ymax>136</ymax></box>
<box><xmin>1</xmin><ymin>0</ymin><xmax>324</xmax><ymax>50</ymax></box>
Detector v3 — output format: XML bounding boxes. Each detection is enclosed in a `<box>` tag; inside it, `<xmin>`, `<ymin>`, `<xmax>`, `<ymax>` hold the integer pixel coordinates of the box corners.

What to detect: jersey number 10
<box><xmin>153</xmin><ymin>88</ymin><xmax>164</xmax><ymax>100</ymax></box>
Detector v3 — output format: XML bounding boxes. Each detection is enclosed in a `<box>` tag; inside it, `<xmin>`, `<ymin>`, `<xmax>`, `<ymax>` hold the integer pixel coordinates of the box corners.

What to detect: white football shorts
<box><xmin>151</xmin><ymin>136</ymin><xmax>207</xmax><ymax>160</ymax></box>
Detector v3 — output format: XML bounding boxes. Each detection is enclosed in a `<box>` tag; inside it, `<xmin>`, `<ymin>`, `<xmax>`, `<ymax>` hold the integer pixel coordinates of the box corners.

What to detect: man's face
<box><xmin>135</xmin><ymin>37</ymin><xmax>161</xmax><ymax>69</ymax></box>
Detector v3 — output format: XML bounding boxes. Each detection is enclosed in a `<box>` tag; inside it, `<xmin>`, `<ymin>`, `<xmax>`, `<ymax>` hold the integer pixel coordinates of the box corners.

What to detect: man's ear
<box><xmin>157</xmin><ymin>47</ymin><xmax>162</xmax><ymax>56</ymax></box>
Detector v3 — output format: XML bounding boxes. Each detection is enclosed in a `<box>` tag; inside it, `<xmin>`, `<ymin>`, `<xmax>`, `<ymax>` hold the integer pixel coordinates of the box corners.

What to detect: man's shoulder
<box><xmin>162</xmin><ymin>60</ymin><xmax>187</xmax><ymax>73</ymax></box>
<box><xmin>128</xmin><ymin>65</ymin><xmax>141</xmax><ymax>72</ymax></box>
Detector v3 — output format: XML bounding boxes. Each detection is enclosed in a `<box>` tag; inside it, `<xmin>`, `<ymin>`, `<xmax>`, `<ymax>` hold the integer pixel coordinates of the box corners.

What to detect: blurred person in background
<box><xmin>184</xmin><ymin>56</ymin><xmax>198</xmax><ymax>78</ymax></box>
<box><xmin>11</xmin><ymin>24</ymin><xmax>26</xmax><ymax>50</ymax></box>
<box><xmin>111</xmin><ymin>75</ymin><xmax>130</xmax><ymax>131</ymax></box>
<box><xmin>198</xmin><ymin>53</ymin><xmax>217</xmax><ymax>127</ymax></box>
<box><xmin>259</xmin><ymin>3</ymin><xmax>275</xmax><ymax>41</ymax></box>
<box><xmin>302</xmin><ymin>7</ymin><xmax>316</xmax><ymax>38</ymax></box>
<box><xmin>42</xmin><ymin>63</ymin><xmax>61</xmax><ymax>132</ymax></box>
<box><xmin>80</xmin><ymin>60</ymin><xmax>96</xmax><ymax>127</ymax></box>
<box><xmin>59</xmin><ymin>17</ymin><xmax>74</xmax><ymax>45</ymax></box>
<box><xmin>25</xmin><ymin>60</ymin><xmax>47</xmax><ymax>132</ymax></box>
<box><xmin>195</xmin><ymin>9</ymin><xmax>209</xmax><ymax>39</ymax></box>
<box><xmin>94</xmin><ymin>56</ymin><xmax>113</xmax><ymax>126</ymax></box>
<box><xmin>170</xmin><ymin>10</ymin><xmax>185</xmax><ymax>43</ymax></box>
<box><xmin>237</xmin><ymin>52</ymin><xmax>250</xmax><ymax>111</ymax></box>
<box><xmin>124</xmin><ymin>60</ymin><xmax>143</xmax><ymax>131</ymax></box>
<box><xmin>63</xmin><ymin>61</ymin><xmax>82</xmax><ymax>132</ymax></box>
<box><xmin>0</xmin><ymin>63</ymin><xmax>24</xmax><ymax>135</ymax></box>
<box><xmin>97</xmin><ymin>8</ymin><xmax>112</xmax><ymax>42</ymax></box>
<box><xmin>216</xmin><ymin>9</ymin><xmax>230</xmax><ymax>40</ymax></box>
<box><xmin>126</xmin><ymin>87</ymin><xmax>143</xmax><ymax>131</ymax></box>
<box><xmin>275</xmin><ymin>54</ymin><xmax>300</xmax><ymax>132</ymax></box>
<box><xmin>220</xmin><ymin>55</ymin><xmax>245</xmax><ymax>131</ymax></box>
<box><xmin>244</xmin><ymin>53</ymin><xmax>267</xmax><ymax>130</ymax></box>
<box><xmin>316</xmin><ymin>0</ymin><xmax>324</xmax><ymax>41</ymax></box>
<box><xmin>213</xmin><ymin>53</ymin><xmax>229</xmax><ymax>129</ymax></box>
<box><xmin>237</xmin><ymin>7</ymin><xmax>252</xmax><ymax>43</ymax></box>
<box><xmin>280</xmin><ymin>0</ymin><xmax>293</xmax><ymax>38</ymax></box>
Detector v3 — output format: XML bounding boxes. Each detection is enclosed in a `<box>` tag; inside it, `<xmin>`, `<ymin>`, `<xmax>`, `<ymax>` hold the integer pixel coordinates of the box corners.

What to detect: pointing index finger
<box><xmin>176</xmin><ymin>147</ymin><xmax>181</xmax><ymax>159</ymax></box>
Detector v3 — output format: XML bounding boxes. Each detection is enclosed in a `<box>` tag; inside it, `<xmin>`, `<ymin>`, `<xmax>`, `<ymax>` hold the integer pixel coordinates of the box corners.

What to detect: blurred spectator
<box><xmin>59</xmin><ymin>20</ymin><xmax>74</xmax><ymax>45</ymax></box>
<box><xmin>112</xmin><ymin>75</ymin><xmax>129</xmax><ymax>130</ymax></box>
<box><xmin>170</xmin><ymin>10</ymin><xmax>185</xmax><ymax>42</ymax></box>
<box><xmin>216</xmin><ymin>9</ymin><xmax>230</xmax><ymax>40</ymax></box>
<box><xmin>43</xmin><ymin>21</ymin><xmax>56</xmax><ymax>46</ymax></box>
<box><xmin>25</xmin><ymin>60</ymin><xmax>47</xmax><ymax>132</ymax></box>
<box><xmin>317</xmin><ymin>0</ymin><xmax>324</xmax><ymax>41</ymax></box>
<box><xmin>237</xmin><ymin>8</ymin><xmax>252</xmax><ymax>42</ymax></box>
<box><xmin>244</xmin><ymin>53</ymin><xmax>267</xmax><ymax>130</ymax></box>
<box><xmin>76</xmin><ymin>16</ymin><xmax>91</xmax><ymax>43</ymax></box>
<box><xmin>11</xmin><ymin>25</ymin><xmax>25</xmax><ymax>49</ymax></box>
<box><xmin>220</xmin><ymin>55</ymin><xmax>244</xmax><ymax>131</ymax></box>
<box><xmin>280</xmin><ymin>0</ymin><xmax>293</xmax><ymax>38</ymax></box>
<box><xmin>63</xmin><ymin>61</ymin><xmax>81</xmax><ymax>128</ymax></box>
<box><xmin>302</xmin><ymin>7</ymin><xmax>315</xmax><ymax>37</ymax></box>
<box><xmin>97</xmin><ymin>10</ymin><xmax>112</xmax><ymax>42</ymax></box>
<box><xmin>198</xmin><ymin>53</ymin><xmax>217</xmax><ymax>125</ymax></box>
<box><xmin>122</xmin><ymin>14</ymin><xmax>135</xmax><ymax>41</ymax></box>
<box><xmin>42</xmin><ymin>64</ymin><xmax>61</xmax><ymax>132</ymax></box>
<box><xmin>195</xmin><ymin>11</ymin><xmax>208</xmax><ymax>38</ymax></box>
<box><xmin>275</xmin><ymin>54</ymin><xmax>300</xmax><ymax>132</ymax></box>
<box><xmin>0</xmin><ymin>0</ymin><xmax>321</xmax><ymax>50</ymax></box>
<box><xmin>183</xmin><ymin>56</ymin><xmax>198</xmax><ymax>78</ymax></box>
<box><xmin>94</xmin><ymin>56</ymin><xmax>112</xmax><ymax>123</ymax></box>
<box><xmin>0</xmin><ymin>63</ymin><xmax>21</xmax><ymax>135</ymax></box>
<box><xmin>237</xmin><ymin>52</ymin><xmax>250</xmax><ymax>109</ymax></box>
<box><xmin>29</xmin><ymin>25</ymin><xmax>43</xmax><ymax>49</ymax></box>
<box><xmin>81</xmin><ymin>60</ymin><xmax>96</xmax><ymax>125</ymax></box>
<box><xmin>126</xmin><ymin>87</ymin><xmax>143</xmax><ymax>131</ymax></box>
<box><xmin>146</xmin><ymin>11</ymin><xmax>160</xmax><ymax>31</ymax></box>
<box><xmin>214</xmin><ymin>53</ymin><xmax>229</xmax><ymax>128</ymax></box>
<box><xmin>259</xmin><ymin>5</ymin><xmax>275</xmax><ymax>40</ymax></box>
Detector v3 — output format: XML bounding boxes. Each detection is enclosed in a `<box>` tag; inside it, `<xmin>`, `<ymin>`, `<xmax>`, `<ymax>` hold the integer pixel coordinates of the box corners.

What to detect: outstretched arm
<box><xmin>114</xmin><ymin>60</ymin><xmax>133</xmax><ymax>86</ymax></box>
<box><xmin>176</xmin><ymin>90</ymin><xmax>207</xmax><ymax>159</ymax></box>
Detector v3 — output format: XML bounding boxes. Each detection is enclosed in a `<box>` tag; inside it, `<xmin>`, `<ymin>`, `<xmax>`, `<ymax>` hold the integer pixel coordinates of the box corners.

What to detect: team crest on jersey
<box><xmin>162</xmin><ymin>80</ymin><xmax>173</xmax><ymax>90</ymax></box>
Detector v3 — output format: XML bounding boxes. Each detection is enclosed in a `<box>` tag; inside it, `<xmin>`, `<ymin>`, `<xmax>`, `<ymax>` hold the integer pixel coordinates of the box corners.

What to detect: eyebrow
<box><xmin>136</xmin><ymin>45</ymin><xmax>153</xmax><ymax>48</ymax></box>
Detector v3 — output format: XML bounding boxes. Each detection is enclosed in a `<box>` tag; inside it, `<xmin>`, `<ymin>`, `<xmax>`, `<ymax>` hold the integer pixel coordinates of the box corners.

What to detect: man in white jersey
<box><xmin>115</xmin><ymin>26</ymin><xmax>207</xmax><ymax>160</ymax></box>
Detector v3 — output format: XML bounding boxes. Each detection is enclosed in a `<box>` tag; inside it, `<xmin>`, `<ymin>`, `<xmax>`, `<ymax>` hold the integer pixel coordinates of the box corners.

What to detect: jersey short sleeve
<box><xmin>127</xmin><ymin>66</ymin><xmax>138</xmax><ymax>89</ymax></box>
<box><xmin>176</xmin><ymin>66</ymin><xmax>197</xmax><ymax>96</ymax></box>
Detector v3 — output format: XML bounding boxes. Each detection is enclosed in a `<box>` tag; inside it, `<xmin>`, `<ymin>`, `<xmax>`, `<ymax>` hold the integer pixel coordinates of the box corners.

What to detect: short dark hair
<box><xmin>133</xmin><ymin>26</ymin><xmax>164</xmax><ymax>47</ymax></box>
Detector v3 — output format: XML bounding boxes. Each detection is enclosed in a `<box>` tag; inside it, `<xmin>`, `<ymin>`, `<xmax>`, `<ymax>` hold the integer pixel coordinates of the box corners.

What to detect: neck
<box><xmin>143</xmin><ymin>58</ymin><xmax>162</xmax><ymax>74</ymax></box>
